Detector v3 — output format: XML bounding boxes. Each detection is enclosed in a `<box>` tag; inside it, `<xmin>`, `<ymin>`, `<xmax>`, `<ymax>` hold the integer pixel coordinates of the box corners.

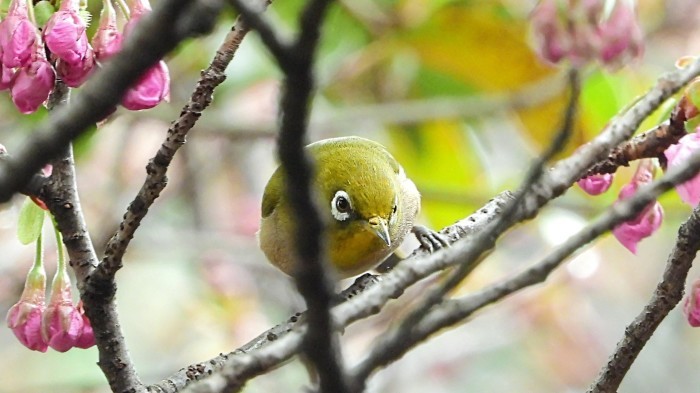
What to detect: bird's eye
<box><xmin>392</xmin><ymin>204</ymin><xmax>397</xmax><ymax>215</ymax></box>
<box><xmin>331</xmin><ymin>190</ymin><xmax>353</xmax><ymax>221</ymax></box>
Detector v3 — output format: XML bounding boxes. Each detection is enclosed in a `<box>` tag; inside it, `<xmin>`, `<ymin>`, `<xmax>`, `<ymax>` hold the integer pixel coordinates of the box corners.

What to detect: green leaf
<box><xmin>17</xmin><ymin>198</ymin><xmax>45</xmax><ymax>245</ymax></box>
<box><xmin>33</xmin><ymin>1</ymin><xmax>55</xmax><ymax>29</ymax></box>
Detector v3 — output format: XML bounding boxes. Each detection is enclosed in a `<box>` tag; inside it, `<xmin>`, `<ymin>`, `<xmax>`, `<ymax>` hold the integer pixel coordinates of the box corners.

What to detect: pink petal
<box><xmin>10</xmin><ymin>53</ymin><xmax>56</xmax><ymax>114</ymax></box>
<box><xmin>121</xmin><ymin>60</ymin><xmax>170</xmax><ymax>110</ymax></box>
<box><xmin>578</xmin><ymin>173</ymin><xmax>614</xmax><ymax>195</ymax></box>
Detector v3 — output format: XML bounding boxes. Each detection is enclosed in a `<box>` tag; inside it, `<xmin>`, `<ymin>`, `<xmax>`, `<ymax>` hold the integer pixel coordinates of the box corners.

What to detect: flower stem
<box><xmin>26</xmin><ymin>0</ymin><xmax>37</xmax><ymax>26</ymax></box>
<box><xmin>33</xmin><ymin>229</ymin><xmax>44</xmax><ymax>270</ymax></box>
<box><xmin>52</xmin><ymin>215</ymin><xmax>66</xmax><ymax>272</ymax></box>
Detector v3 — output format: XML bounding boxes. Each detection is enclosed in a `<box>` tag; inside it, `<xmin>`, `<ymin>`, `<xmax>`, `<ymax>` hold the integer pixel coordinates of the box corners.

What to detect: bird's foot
<box><xmin>412</xmin><ymin>225</ymin><xmax>450</xmax><ymax>252</ymax></box>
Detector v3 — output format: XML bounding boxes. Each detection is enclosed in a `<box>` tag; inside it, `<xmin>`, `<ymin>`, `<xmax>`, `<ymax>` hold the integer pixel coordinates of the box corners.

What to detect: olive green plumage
<box><xmin>258</xmin><ymin>136</ymin><xmax>422</xmax><ymax>278</ymax></box>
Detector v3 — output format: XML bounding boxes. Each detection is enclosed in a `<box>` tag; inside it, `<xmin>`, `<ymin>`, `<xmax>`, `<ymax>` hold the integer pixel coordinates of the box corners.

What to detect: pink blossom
<box><xmin>56</xmin><ymin>47</ymin><xmax>95</xmax><ymax>87</ymax></box>
<box><xmin>5</xmin><ymin>264</ymin><xmax>48</xmax><ymax>352</ymax></box>
<box><xmin>578</xmin><ymin>173</ymin><xmax>614</xmax><ymax>195</ymax></box>
<box><xmin>664</xmin><ymin>130</ymin><xmax>700</xmax><ymax>206</ymax></box>
<box><xmin>612</xmin><ymin>160</ymin><xmax>664</xmax><ymax>254</ymax></box>
<box><xmin>43</xmin><ymin>0</ymin><xmax>89</xmax><ymax>65</ymax></box>
<box><xmin>0</xmin><ymin>0</ymin><xmax>38</xmax><ymax>68</ymax></box>
<box><xmin>684</xmin><ymin>278</ymin><xmax>700</xmax><ymax>327</ymax></box>
<box><xmin>10</xmin><ymin>46</ymin><xmax>56</xmax><ymax>114</ymax></box>
<box><xmin>121</xmin><ymin>60</ymin><xmax>170</xmax><ymax>110</ymax></box>
<box><xmin>597</xmin><ymin>0</ymin><xmax>644</xmax><ymax>65</ymax></box>
<box><xmin>91</xmin><ymin>0</ymin><xmax>122</xmax><ymax>62</ymax></box>
<box><xmin>530</xmin><ymin>0</ymin><xmax>643</xmax><ymax>68</ymax></box>
<box><xmin>41</xmin><ymin>269</ymin><xmax>83</xmax><ymax>352</ymax></box>
<box><xmin>118</xmin><ymin>0</ymin><xmax>170</xmax><ymax>110</ymax></box>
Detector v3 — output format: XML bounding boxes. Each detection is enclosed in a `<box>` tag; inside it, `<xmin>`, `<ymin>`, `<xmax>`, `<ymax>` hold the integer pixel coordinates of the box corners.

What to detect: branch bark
<box><xmin>41</xmin><ymin>83</ymin><xmax>144</xmax><ymax>392</ymax></box>
<box><xmin>587</xmin><ymin>209</ymin><xmax>700</xmax><ymax>392</ymax></box>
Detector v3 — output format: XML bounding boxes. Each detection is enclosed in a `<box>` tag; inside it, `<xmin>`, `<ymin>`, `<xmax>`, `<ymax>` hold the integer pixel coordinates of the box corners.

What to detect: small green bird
<box><xmin>258</xmin><ymin>136</ymin><xmax>446</xmax><ymax>278</ymax></box>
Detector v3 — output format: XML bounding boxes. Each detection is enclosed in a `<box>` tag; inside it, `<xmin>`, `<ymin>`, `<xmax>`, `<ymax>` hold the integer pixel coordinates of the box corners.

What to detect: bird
<box><xmin>258</xmin><ymin>136</ymin><xmax>447</xmax><ymax>279</ymax></box>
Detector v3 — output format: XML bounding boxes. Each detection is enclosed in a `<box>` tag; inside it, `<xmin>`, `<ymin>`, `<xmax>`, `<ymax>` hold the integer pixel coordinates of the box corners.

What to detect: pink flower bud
<box><xmin>684</xmin><ymin>278</ymin><xmax>700</xmax><ymax>327</ymax></box>
<box><xmin>596</xmin><ymin>0</ymin><xmax>644</xmax><ymax>66</ymax></box>
<box><xmin>530</xmin><ymin>0</ymin><xmax>643</xmax><ymax>68</ymax></box>
<box><xmin>121</xmin><ymin>60</ymin><xmax>170</xmax><ymax>110</ymax></box>
<box><xmin>578</xmin><ymin>173</ymin><xmax>614</xmax><ymax>195</ymax></box>
<box><xmin>41</xmin><ymin>269</ymin><xmax>83</xmax><ymax>352</ymax></box>
<box><xmin>43</xmin><ymin>0</ymin><xmax>89</xmax><ymax>65</ymax></box>
<box><xmin>612</xmin><ymin>160</ymin><xmax>664</xmax><ymax>254</ymax></box>
<box><xmin>664</xmin><ymin>130</ymin><xmax>700</xmax><ymax>206</ymax></box>
<box><xmin>5</xmin><ymin>264</ymin><xmax>48</xmax><ymax>352</ymax></box>
<box><xmin>56</xmin><ymin>47</ymin><xmax>95</xmax><ymax>87</ymax></box>
<box><xmin>530</xmin><ymin>0</ymin><xmax>568</xmax><ymax>64</ymax></box>
<box><xmin>0</xmin><ymin>0</ymin><xmax>38</xmax><ymax>68</ymax></box>
<box><xmin>91</xmin><ymin>0</ymin><xmax>122</xmax><ymax>62</ymax></box>
<box><xmin>10</xmin><ymin>46</ymin><xmax>56</xmax><ymax>114</ymax></box>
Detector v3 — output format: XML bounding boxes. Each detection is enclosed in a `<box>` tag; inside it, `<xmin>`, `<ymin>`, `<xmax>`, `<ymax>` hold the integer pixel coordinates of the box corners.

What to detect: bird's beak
<box><xmin>368</xmin><ymin>216</ymin><xmax>391</xmax><ymax>247</ymax></box>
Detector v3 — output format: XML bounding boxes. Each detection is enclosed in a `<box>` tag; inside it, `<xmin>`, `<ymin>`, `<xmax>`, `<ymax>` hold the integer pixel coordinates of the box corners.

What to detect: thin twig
<box><xmin>96</xmin><ymin>15</ymin><xmax>252</xmax><ymax>282</ymax></box>
<box><xmin>585</xmin><ymin>97</ymin><xmax>691</xmax><ymax>177</ymax></box>
<box><xmin>587</xmin><ymin>213</ymin><xmax>700</xmax><ymax>392</ymax></box>
<box><xmin>228</xmin><ymin>0</ymin><xmax>292</xmax><ymax>66</ymax></box>
<box><xmin>0</xmin><ymin>0</ymin><xmax>222</xmax><ymax>204</ymax></box>
<box><xmin>350</xmin><ymin>146</ymin><xmax>700</xmax><ymax>386</ymax></box>
<box><xmin>347</xmin><ymin>68</ymin><xmax>582</xmax><ymax>390</ymax></box>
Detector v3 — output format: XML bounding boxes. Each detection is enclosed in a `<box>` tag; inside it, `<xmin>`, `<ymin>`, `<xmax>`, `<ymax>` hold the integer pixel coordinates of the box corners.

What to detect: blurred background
<box><xmin>2</xmin><ymin>0</ymin><xmax>700</xmax><ymax>391</ymax></box>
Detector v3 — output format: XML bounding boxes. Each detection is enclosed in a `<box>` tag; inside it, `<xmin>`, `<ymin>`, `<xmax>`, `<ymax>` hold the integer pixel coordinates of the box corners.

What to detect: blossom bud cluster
<box><xmin>530</xmin><ymin>0</ymin><xmax>643</xmax><ymax>68</ymax></box>
<box><xmin>0</xmin><ymin>0</ymin><xmax>169</xmax><ymax>114</ymax></box>
<box><xmin>6</xmin><ymin>259</ymin><xmax>94</xmax><ymax>352</ymax></box>
<box><xmin>578</xmin><ymin>124</ymin><xmax>700</xmax><ymax>328</ymax></box>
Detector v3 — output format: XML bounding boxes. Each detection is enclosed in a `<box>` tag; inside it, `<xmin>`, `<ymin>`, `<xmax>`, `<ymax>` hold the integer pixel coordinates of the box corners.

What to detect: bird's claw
<box><xmin>412</xmin><ymin>225</ymin><xmax>450</xmax><ymax>252</ymax></box>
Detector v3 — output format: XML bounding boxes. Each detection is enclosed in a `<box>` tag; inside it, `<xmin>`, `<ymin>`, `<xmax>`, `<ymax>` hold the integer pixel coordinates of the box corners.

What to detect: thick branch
<box><xmin>41</xmin><ymin>84</ymin><xmax>144</xmax><ymax>392</ymax></box>
<box><xmin>0</xmin><ymin>0</ymin><xmax>222</xmax><ymax>204</ymax></box>
<box><xmin>587</xmin><ymin>211</ymin><xmax>700</xmax><ymax>392</ymax></box>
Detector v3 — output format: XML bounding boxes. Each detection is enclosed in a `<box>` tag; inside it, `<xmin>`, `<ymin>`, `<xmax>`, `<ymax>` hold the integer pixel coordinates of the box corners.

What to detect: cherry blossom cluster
<box><xmin>578</xmin><ymin>121</ymin><xmax>700</xmax><ymax>327</ymax></box>
<box><xmin>530</xmin><ymin>0</ymin><xmax>643</xmax><ymax>68</ymax></box>
<box><xmin>5</xmin><ymin>213</ymin><xmax>95</xmax><ymax>352</ymax></box>
<box><xmin>0</xmin><ymin>0</ymin><xmax>169</xmax><ymax>114</ymax></box>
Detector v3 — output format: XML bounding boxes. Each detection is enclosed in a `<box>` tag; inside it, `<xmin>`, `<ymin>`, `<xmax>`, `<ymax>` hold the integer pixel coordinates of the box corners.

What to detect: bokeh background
<box><xmin>2</xmin><ymin>0</ymin><xmax>700</xmax><ymax>392</ymax></box>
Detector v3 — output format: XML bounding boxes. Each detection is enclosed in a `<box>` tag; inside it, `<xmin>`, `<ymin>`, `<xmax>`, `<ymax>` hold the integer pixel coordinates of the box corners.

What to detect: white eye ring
<box><xmin>331</xmin><ymin>190</ymin><xmax>352</xmax><ymax>221</ymax></box>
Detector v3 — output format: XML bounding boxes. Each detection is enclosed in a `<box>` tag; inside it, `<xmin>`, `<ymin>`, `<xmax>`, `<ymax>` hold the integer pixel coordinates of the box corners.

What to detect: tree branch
<box><xmin>0</xmin><ymin>0</ymin><xmax>222</xmax><ymax>204</ymax></box>
<box><xmin>41</xmin><ymin>83</ymin><xmax>145</xmax><ymax>392</ymax></box>
<box><xmin>267</xmin><ymin>0</ymin><xmax>349</xmax><ymax>390</ymax></box>
<box><xmin>228</xmin><ymin>0</ymin><xmax>292</xmax><ymax>67</ymax></box>
<box><xmin>587</xmin><ymin>211</ymin><xmax>700</xmax><ymax>392</ymax></box>
<box><xmin>585</xmin><ymin>95</ymin><xmax>692</xmax><ymax>177</ymax></box>
<box><xmin>345</xmin><ymin>69</ymin><xmax>581</xmax><ymax>391</ymax></box>
<box><xmin>350</xmin><ymin>145</ymin><xmax>700</xmax><ymax>385</ymax></box>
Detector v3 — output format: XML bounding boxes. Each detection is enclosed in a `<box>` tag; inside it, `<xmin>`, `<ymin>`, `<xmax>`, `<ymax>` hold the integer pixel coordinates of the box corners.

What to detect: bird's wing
<box><xmin>261</xmin><ymin>168</ymin><xmax>283</xmax><ymax>218</ymax></box>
